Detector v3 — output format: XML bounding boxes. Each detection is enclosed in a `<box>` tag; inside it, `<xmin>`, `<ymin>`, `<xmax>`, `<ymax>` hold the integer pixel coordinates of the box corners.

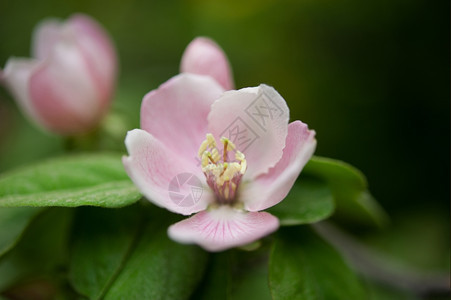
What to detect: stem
<box><xmin>313</xmin><ymin>222</ymin><xmax>450</xmax><ymax>297</ymax></box>
<box><xmin>63</xmin><ymin>127</ymin><xmax>101</xmax><ymax>152</ymax></box>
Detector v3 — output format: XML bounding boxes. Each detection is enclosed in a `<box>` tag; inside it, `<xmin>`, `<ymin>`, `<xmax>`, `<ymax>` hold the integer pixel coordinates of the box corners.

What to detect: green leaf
<box><xmin>363</xmin><ymin>207</ymin><xmax>449</xmax><ymax>272</ymax></box>
<box><xmin>191</xmin><ymin>252</ymin><xmax>229</xmax><ymax>300</ymax></box>
<box><xmin>69</xmin><ymin>205</ymin><xmax>143</xmax><ymax>300</ymax></box>
<box><xmin>267</xmin><ymin>179</ymin><xmax>334</xmax><ymax>226</ymax></box>
<box><xmin>0</xmin><ymin>208</ymin><xmax>73</xmax><ymax>292</ymax></box>
<box><xmin>0</xmin><ymin>207</ymin><xmax>43</xmax><ymax>257</ymax></box>
<box><xmin>303</xmin><ymin>156</ymin><xmax>388</xmax><ymax>227</ymax></box>
<box><xmin>103</xmin><ymin>209</ymin><xmax>209</xmax><ymax>300</ymax></box>
<box><xmin>228</xmin><ymin>249</ymin><xmax>272</xmax><ymax>300</ymax></box>
<box><xmin>269</xmin><ymin>226</ymin><xmax>366</xmax><ymax>300</ymax></box>
<box><xmin>192</xmin><ymin>247</ymin><xmax>272</xmax><ymax>300</ymax></box>
<box><xmin>69</xmin><ymin>205</ymin><xmax>209</xmax><ymax>300</ymax></box>
<box><xmin>0</xmin><ymin>153</ymin><xmax>141</xmax><ymax>208</ymax></box>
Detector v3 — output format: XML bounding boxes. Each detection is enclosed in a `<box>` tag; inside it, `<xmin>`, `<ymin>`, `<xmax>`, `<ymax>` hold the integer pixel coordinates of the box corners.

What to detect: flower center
<box><xmin>198</xmin><ymin>134</ymin><xmax>247</xmax><ymax>204</ymax></box>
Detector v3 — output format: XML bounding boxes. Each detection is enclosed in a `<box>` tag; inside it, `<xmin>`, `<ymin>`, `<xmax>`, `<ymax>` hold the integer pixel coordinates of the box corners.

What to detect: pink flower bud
<box><xmin>181</xmin><ymin>37</ymin><xmax>234</xmax><ymax>90</ymax></box>
<box><xmin>1</xmin><ymin>14</ymin><xmax>117</xmax><ymax>135</ymax></box>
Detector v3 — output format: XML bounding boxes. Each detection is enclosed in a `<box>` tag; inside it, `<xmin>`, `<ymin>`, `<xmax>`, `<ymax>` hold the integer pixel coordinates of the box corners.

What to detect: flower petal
<box><xmin>168</xmin><ymin>206</ymin><xmax>279</xmax><ymax>252</ymax></box>
<box><xmin>242</xmin><ymin>121</ymin><xmax>316</xmax><ymax>211</ymax></box>
<box><xmin>207</xmin><ymin>84</ymin><xmax>289</xmax><ymax>178</ymax></box>
<box><xmin>29</xmin><ymin>35</ymin><xmax>101</xmax><ymax>134</ymax></box>
<box><xmin>1</xmin><ymin>58</ymin><xmax>47</xmax><ymax>128</ymax></box>
<box><xmin>32</xmin><ymin>14</ymin><xmax>117</xmax><ymax>118</ymax></box>
<box><xmin>123</xmin><ymin>129</ymin><xmax>213</xmax><ymax>215</ymax></box>
<box><xmin>32</xmin><ymin>18</ymin><xmax>62</xmax><ymax>60</ymax></box>
<box><xmin>68</xmin><ymin>14</ymin><xmax>117</xmax><ymax>104</ymax></box>
<box><xmin>141</xmin><ymin>73</ymin><xmax>225</xmax><ymax>169</ymax></box>
<box><xmin>180</xmin><ymin>37</ymin><xmax>234</xmax><ymax>90</ymax></box>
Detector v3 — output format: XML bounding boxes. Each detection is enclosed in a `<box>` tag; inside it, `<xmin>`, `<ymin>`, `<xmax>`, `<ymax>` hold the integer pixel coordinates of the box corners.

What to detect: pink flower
<box><xmin>1</xmin><ymin>14</ymin><xmax>117</xmax><ymax>135</ymax></box>
<box><xmin>123</xmin><ymin>38</ymin><xmax>316</xmax><ymax>251</ymax></box>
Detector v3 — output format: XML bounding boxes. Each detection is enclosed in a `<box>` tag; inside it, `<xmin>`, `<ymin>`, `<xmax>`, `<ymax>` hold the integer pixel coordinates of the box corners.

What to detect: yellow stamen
<box><xmin>206</xmin><ymin>133</ymin><xmax>216</xmax><ymax>148</ymax></box>
<box><xmin>240</xmin><ymin>159</ymin><xmax>247</xmax><ymax>174</ymax></box>
<box><xmin>198</xmin><ymin>140</ymin><xmax>209</xmax><ymax>158</ymax></box>
<box><xmin>220</xmin><ymin>137</ymin><xmax>236</xmax><ymax>151</ymax></box>
<box><xmin>201</xmin><ymin>152</ymin><xmax>209</xmax><ymax>168</ymax></box>
<box><xmin>235</xmin><ymin>151</ymin><xmax>245</xmax><ymax>161</ymax></box>
<box><xmin>223</xmin><ymin>163</ymin><xmax>241</xmax><ymax>181</ymax></box>
<box><xmin>211</xmin><ymin>148</ymin><xmax>220</xmax><ymax>163</ymax></box>
<box><xmin>222</xmin><ymin>139</ymin><xmax>228</xmax><ymax>162</ymax></box>
<box><xmin>198</xmin><ymin>133</ymin><xmax>248</xmax><ymax>203</ymax></box>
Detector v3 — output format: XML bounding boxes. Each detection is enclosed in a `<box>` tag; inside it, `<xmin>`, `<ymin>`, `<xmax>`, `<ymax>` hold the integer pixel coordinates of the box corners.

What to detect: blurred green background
<box><xmin>0</xmin><ymin>0</ymin><xmax>448</xmax><ymax>290</ymax></box>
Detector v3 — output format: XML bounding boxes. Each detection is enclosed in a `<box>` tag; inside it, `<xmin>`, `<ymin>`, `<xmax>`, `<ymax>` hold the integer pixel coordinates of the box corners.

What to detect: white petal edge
<box><xmin>32</xmin><ymin>18</ymin><xmax>63</xmax><ymax>60</ymax></box>
<box><xmin>2</xmin><ymin>58</ymin><xmax>47</xmax><ymax>128</ymax></box>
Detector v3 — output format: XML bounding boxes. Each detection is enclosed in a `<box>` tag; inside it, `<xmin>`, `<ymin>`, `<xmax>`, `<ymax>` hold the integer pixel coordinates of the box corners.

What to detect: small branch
<box><xmin>313</xmin><ymin>222</ymin><xmax>450</xmax><ymax>297</ymax></box>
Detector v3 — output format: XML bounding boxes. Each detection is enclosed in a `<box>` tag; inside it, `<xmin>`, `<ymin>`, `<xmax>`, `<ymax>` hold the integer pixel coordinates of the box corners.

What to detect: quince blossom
<box><xmin>1</xmin><ymin>14</ymin><xmax>117</xmax><ymax>135</ymax></box>
<box><xmin>123</xmin><ymin>38</ymin><xmax>316</xmax><ymax>251</ymax></box>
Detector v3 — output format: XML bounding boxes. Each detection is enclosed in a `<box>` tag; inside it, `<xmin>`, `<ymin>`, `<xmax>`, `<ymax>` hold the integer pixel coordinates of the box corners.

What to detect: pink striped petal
<box><xmin>181</xmin><ymin>37</ymin><xmax>234</xmax><ymax>90</ymax></box>
<box><xmin>29</xmin><ymin>36</ymin><xmax>101</xmax><ymax>134</ymax></box>
<box><xmin>242</xmin><ymin>121</ymin><xmax>316</xmax><ymax>211</ymax></box>
<box><xmin>141</xmin><ymin>73</ymin><xmax>224</xmax><ymax>169</ymax></box>
<box><xmin>207</xmin><ymin>84</ymin><xmax>289</xmax><ymax>179</ymax></box>
<box><xmin>168</xmin><ymin>206</ymin><xmax>279</xmax><ymax>252</ymax></box>
<box><xmin>123</xmin><ymin>129</ymin><xmax>213</xmax><ymax>216</ymax></box>
<box><xmin>68</xmin><ymin>14</ymin><xmax>117</xmax><ymax>105</ymax></box>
